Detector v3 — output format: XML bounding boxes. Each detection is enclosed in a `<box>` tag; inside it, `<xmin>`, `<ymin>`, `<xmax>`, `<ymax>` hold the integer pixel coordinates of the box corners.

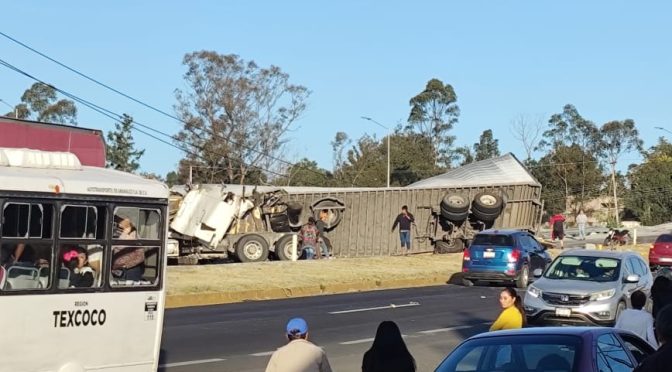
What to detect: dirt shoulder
<box><xmin>165</xmin><ymin>244</ymin><xmax>651</xmax><ymax>308</ymax></box>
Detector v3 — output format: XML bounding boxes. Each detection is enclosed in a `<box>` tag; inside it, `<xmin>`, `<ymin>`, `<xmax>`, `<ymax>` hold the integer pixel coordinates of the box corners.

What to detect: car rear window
<box><xmin>472</xmin><ymin>234</ymin><xmax>514</xmax><ymax>246</ymax></box>
<box><xmin>656</xmin><ymin>235</ymin><xmax>672</xmax><ymax>243</ymax></box>
<box><xmin>436</xmin><ymin>334</ymin><xmax>581</xmax><ymax>372</ymax></box>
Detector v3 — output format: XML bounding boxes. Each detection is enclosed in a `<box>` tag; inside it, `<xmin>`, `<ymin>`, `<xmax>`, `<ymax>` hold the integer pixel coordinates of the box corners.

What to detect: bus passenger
<box><xmin>63</xmin><ymin>248</ymin><xmax>95</xmax><ymax>288</ymax></box>
<box><xmin>113</xmin><ymin>218</ymin><xmax>144</xmax><ymax>281</ymax></box>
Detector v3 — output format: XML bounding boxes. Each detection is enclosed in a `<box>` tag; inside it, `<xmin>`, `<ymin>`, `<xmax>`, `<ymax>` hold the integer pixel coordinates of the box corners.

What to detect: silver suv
<box><xmin>524</xmin><ymin>249</ymin><xmax>652</xmax><ymax>326</ymax></box>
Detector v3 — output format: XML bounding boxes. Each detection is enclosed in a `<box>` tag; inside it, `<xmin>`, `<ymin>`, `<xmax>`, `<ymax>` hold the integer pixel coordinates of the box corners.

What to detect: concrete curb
<box><xmin>165</xmin><ymin>275</ymin><xmax>450</xmax><ymax>309</ymax></box>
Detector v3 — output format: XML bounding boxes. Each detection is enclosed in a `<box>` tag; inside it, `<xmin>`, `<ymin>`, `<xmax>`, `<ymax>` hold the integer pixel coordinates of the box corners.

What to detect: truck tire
<box><xmin>471</xmin><ymin>208</ymin><xmax>502</xmax><ymax>222</ymax></box>
<box><xmin>435</xmin><ymin>239</ymin><xmax>464</xmax><ymax>254</ymax></box>
<box><xmin>440</xmin><ymin>193</ymin><xmax>469</xmax><ymax>214</ymax></box>
<box><xmin>275</xmin><ymin>235</ymin><xmax>296</xmax><ymax>261</ymax></box>
<box><xmin>269</xmin><ymin>213</ymin><xmax>292</xmax><ymax>232</ymax></box>
<box><xmin>286</xmin><ymin>202</ymin><xmax>303</xmax><ymax>225</ymax></box>
<box><xmin>441</xmin><ymin>210</ymin><xmax>469</xmax><ymax>222</ymax></box>
<box><xmin>312</xmin><ymin>200</ymin><xmax>343</xmax><ymax>229</ymax></box>
<box><xmin>235</xmin><ymin>234</ymin><xmax>269</xmax><ymax>263</ymax></box>
<box><xmin>472</xmin><ymin>192</ymin><xmax>503</xmax><ymax>215</ymax></box>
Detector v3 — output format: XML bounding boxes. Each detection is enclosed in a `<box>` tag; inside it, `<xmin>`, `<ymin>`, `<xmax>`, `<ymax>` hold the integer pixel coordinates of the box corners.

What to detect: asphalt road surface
<box><xmin>159</xmin><ymin>284</ymin><xmax>507</xmax><ymax>372</ymax></box>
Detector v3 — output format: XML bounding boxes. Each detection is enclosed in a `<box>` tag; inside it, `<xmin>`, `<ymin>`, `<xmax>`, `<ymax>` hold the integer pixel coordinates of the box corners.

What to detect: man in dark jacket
<box><xmin>635</xmin><ymin>304</ymin><xmax>672</xmax><ymax>372</ymax></box>
<box><xmin>392</xmin><ymin>206</ymin><xmax>415</xmax><ymax>253</ymax></box>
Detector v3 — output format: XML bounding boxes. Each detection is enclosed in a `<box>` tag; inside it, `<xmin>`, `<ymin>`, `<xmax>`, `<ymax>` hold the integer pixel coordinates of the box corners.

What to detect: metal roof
<box><xmin>408</xmin><ymin>153</ymin><xmax>540</xmax><ymax>188</ymax></box>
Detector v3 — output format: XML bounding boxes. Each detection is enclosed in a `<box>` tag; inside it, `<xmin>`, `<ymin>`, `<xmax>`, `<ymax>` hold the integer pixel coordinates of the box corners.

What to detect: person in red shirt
<box><xmin>549</xmin><ymin>213</ymin><xmax>566</xmax><ymax>249</ymax></box>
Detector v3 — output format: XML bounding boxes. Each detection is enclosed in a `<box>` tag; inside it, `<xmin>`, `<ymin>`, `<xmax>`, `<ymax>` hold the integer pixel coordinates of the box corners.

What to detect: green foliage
<box><xmin>6</xmin><ymin>83</ymin><xmax>77</xmax><ymax>124</ymax></box>
<box><xmin>473</xmin><ymin>129</ymin><xmax>500</xmax><ymax>161</ymax></box>
<box><xmin>625</xmin><ymin>137</ymin><xmax>672</xmax><ymax>225</ymax></box>
<box><xmin>165</xmin><ymin>171</ymin><xmax>180</xmax><ymax>187</ymax></box>
<box><xmin>174</xmin><ymin>51</ymin><xmax>310</xmax><ymax>185</ymax></box>
<box><xmin>106</xmin><ymin>114</ymin><xmax>145</xmax><ymax>173</ymax></box>
<box><xmin>274</xmin><ymin>158</ymin><xmax>331</xmax><ymax>186</ymax></box>
<box><xmin>406</xmin><ymin>78</ymin><xmax>460</xmax><ymax>167</ymax></box>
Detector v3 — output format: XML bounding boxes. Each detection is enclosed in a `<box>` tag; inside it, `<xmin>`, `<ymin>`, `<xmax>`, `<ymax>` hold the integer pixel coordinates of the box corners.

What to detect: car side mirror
<box><xmin>533</xmin><ymin>268</ymin><xmax>543</xmax><ymax>278</ymax></box>
<box><xmin>624</xmin><ymin>274</ymin><xmax>640</xmax><ymax>283</ymax></box>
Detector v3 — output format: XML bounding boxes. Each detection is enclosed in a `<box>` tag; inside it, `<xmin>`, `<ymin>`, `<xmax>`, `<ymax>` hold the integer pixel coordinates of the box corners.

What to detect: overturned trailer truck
<box><xmin>167</xmin><ymin>153</ymin><xmax>543</xmax><ymax>263</ymax></box>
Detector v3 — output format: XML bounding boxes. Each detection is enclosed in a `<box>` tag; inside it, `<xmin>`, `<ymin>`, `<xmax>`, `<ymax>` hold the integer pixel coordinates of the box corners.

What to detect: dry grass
<box><xmin>167</xmin><ymin>253</ymin><xmax>463</xmax><ymax>296</ymax></box>
<box><xmin>166</xmin><ymin>244</ymin><xmax>653</xmax><ymax>298</ymax></box>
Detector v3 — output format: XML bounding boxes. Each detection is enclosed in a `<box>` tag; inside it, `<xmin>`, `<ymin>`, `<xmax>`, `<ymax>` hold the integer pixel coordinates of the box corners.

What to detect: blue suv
<box><xmin>462</xmin><ymin>229</ymin><xmax>552</xmax><ymax>288</ymax></box>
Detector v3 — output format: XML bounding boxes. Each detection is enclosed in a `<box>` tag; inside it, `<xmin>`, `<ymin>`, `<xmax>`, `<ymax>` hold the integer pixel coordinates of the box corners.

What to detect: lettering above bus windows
<box><xmin>52</xmin><ymin>309</ymin><xmax>107</xmax><ymax>327</ymax></box>
<box><xmin>60</xmin><ymin>205</ymin><xmax>106</xmax><ymax>239</ymax></box>
<box><xmin>1</xmin><ymin>202</ymin><xmax>53</xmax><ymax>238</ymax></box>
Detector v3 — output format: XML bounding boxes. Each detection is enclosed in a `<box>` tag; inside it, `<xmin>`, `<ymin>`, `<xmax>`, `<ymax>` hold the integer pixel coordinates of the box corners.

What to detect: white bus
<box><xmin>0</xmin><ymin>147</ymin><xmax>169</xmax><ymax>372</ymax></box>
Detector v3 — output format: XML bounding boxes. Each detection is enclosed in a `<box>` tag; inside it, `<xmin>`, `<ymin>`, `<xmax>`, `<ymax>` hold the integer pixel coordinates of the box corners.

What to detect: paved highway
<box><xmin>159</xmin><ymin>284</ymin><xmax>506</xmax><ymax>371</ymax></box>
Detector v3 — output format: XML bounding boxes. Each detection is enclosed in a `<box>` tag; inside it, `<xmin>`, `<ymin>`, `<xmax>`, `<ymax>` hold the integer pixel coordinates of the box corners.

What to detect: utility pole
<box><xmin>361</xmin><ymin>116</ymin><xmax>391</xmax><ymax>188</ymax></box>
<box><xmin>610</xmin><ymin>160</ymin><xmax>620</xmax><ymax>226</ymax></box>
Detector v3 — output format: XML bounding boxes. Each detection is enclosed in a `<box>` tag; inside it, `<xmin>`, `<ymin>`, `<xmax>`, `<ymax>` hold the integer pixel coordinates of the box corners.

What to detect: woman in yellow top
<box><xmin>490</xmin><ymin>287</ymin><xmax>525</xmax><ymax>331</ymax></box>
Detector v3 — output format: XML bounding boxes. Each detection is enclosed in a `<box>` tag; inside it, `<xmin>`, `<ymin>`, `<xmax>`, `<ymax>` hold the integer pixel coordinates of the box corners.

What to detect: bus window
<box><xmin>113</xmin><ymin>207</ymin><xmax>161</xmax><ymax>240</ymax></box>
<box><xmin>60</xmin><ymin>205</ymin><xmax>106</xmax><ymax>239</ymax></box>
<box><xmin>58</xmin><ymin>244</ymin><xmax>103</xmax><ymax>289</ymax></box>
<box><xmin>1</xmin><ymin>243</ymin><xmax>53</xmax><ymax>290</ymax></box>
<box><xmin>2</xmin><ymin>202</ymin><xmax>52</xmax><ymax>238</ymax></box>
<box><xmin>110</xmin><ymin>207</ymin><xmax>162</xmax><ymax>287</ymax></box>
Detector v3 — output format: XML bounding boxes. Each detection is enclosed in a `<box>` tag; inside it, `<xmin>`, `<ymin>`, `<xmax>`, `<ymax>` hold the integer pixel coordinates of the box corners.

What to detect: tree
<box><xmin>537</xmin><ymin>104</ymin><xmax>601</xmax><ymax>208</ymax></box>
<box><xmin>406</xmin><ymin>79</ymin><xmax>460</xmax><ymax>167</ymax></box>
<box><xmin>625</xmin><ymin>138</ymin><xmax>672</xmax><ymax>225</ymax></box>
<box><xmin>174</xmin><ymin>51</ymin><xmax>310</xmax><ymax>185</ymax></box>
<box><xmin>106</xmin><ymin>114</ymin><xmax>145</xmax><ymax>173</ymax></box>
<box><xmin>7</xmin><ymin>82</ymin><xmax>77</xmax><ymax>124</ymax></box>
<box><xmin>473</xmin><ymin>129</ymin><xmax>500</xmax><ymax>161</ymax></box>
<box><xmin>510</xmin><ymin>114</ymin><xmax>544</xmax><ymax>163</ymax></box>
<box><xmin>273</xmin><ymin>158</ymin><xmax>331</xmax><ymax>187</ymax></box>
<box><xmin>454</xmin><ymin>145</ymin><xmax>474</xmax><ymax>166</ymax></box>
<box><xmin>597</xmin><ymin>119</ymin><xmax>643</xmax><ymax>225</ymax></box>
<box><xmin>165</xmin><ymin>171</ymin><xmax>180</xmax><ymax>187</ymax></box>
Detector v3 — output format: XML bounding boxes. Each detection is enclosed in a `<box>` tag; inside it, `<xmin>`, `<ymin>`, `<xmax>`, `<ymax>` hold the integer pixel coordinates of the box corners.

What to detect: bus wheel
<box><xmin>236</xmin><ymin>235</ymin><xmax>270</xmax><ymax>263</ymax></box>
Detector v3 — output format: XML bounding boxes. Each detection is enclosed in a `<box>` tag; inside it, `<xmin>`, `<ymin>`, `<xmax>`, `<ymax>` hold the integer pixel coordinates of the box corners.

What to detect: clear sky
<box><xmin>1</xmin><ymin>1</ymin><xmax>670</xmax><ymax>177</ymax></box>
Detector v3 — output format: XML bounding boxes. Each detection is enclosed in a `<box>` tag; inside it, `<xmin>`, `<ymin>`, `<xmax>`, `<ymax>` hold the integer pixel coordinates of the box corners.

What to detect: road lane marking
<box><xmin>250</xmin><ymin>351</ymin><xmax>275</xmax><ymax>357</ymax></box>
<box><xmin>159</xmin><ymin>358</ymin><xmax>225</xmax><ymax>368</ymax></box>
<box><xmin>418</xmin><ymin>325</ymin><xmax>473</xmax><ymax>334</ymax></box>
<box><xmin>329</xmin><ymin>301</ymin><xmax>420</xmax><ymax>314</ymax></box>
<box><xmin>340</xmin><ymin>335</ymin><xmax>408</xmax><ymax>345</ymax></box>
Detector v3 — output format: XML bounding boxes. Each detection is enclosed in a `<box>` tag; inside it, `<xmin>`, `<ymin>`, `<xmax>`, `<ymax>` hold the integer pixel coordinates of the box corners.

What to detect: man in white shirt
<box><xmin>615</xmin><ymin>290</ymin><xmax>658</xmax><ymax>348</ymax></box>
<box><xmin>266</xmin><ymin>317</ymin><xmax>332</xmax><ymax>372</ymax></box>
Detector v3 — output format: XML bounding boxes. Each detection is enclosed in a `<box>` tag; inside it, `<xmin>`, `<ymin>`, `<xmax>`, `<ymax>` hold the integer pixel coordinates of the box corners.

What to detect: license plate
<box><xmin>483</xmin><ymin>251</ymin><xmax>495</xmax><ymax>258</ymax></box>
<box><xmin>555</xmin><ymin>308</ymin><xmax>571</xmax><ymax>317</ymax></box>
<box><xmin>660</xmin><ymin>257</ymin><xmax>672</xmax><ymax>262</ymax></box>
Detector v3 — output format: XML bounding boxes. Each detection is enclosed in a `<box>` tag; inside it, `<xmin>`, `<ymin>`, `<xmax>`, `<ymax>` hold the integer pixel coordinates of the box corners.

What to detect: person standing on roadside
<box><xmin>392</xmin><ymin>206</ymin><xmax>415</xmax><ymax>254</ymax></box>
<box><xmin>266</xmin><ymin>317</ymin><xmax>332</xmax><ymax>372</ymax></box>
<box><xmin>634</xmin><ymin>305</ymin><xmax>672</xmax><ymax>372</ymax></box>
<box><xmin>615</xmin><ymin>290</ymin><xmax>658</xmax><ymax>348</ymax></box>
<box><xmin>316</xmin><ymin>210</ymin><xmax>332</xmax><ymax>259</ymax></box>
<box><xmin>490</xmin><ymin>287</ymin><xmax>525</xmax><ymax>331</ymax></box>
<box><xmin>299</xmin><ymin>218</ymin><xmax>320</xmax><ymax>260</ymax></box>
<box><xmin>576</xmin><ymin>209</ymin><xmax>588</xmax><ymax>241</ymax></box>
<box><xmin>362</xmin><ymin>321</ymin><xmax>416</xmax><ymax>372</ymax></box>
<box><xmin>549</xmin><ymin>212</ymin><xmax>566</xmax><ymax>249</ymax></box>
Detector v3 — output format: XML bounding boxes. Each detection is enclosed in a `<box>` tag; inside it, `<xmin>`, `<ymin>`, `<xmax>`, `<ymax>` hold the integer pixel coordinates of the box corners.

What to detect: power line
<box><xmin>0</xmin><ymin>30</ymin><xmax>324</xmax><ymax>179</ymax></box>
<box><xmin>0</xmin><ymin>58</ymin><xmax>287</xmax><ymax>179</ymax></box>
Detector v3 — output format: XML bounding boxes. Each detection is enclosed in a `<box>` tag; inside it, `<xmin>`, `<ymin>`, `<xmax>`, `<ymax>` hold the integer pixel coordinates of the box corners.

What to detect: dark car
<box><xmin>462</xmin><ymin>229</ymin><xmax>552</xmax><ymax>288</ymax></box>
<box><xmin>649</xmin><ymin>233</ymin><xmax>672</xmax><ymax>270</ymax></box>
<box><xmin>435</xmin><ymin>327</ymin><xmax>655</xmax><ymax>372</ymax></box>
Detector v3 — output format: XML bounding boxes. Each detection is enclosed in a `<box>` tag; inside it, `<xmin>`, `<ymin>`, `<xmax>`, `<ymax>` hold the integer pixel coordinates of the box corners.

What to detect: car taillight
<box><xmin>463</xmin><ymin>249</ymin><xmax>471</xmax><ymax>261</ymax></box>
<box><xmin>508</xmin><ymin>248</ymin><xmax>521</xmax><ymax>263</ymax></box>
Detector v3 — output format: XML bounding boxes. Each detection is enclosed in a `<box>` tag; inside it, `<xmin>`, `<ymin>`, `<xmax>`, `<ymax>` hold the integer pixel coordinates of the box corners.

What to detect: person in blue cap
<box><xmin>265</xmin><ymin>317</ymin><xmax>332</xmax><ymax>372</ymax></box>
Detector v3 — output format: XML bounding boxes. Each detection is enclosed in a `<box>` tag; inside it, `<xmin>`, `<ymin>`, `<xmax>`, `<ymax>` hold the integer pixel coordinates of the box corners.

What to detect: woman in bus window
<box><xmin>63</xmin><ymin>248</ymin><xmax>94</xmax><ymax>288</ymax></box>
<box><xmin>112</xmin><ymin>218</ymin><xmax>145</xmax><ymax>282</ymax></box>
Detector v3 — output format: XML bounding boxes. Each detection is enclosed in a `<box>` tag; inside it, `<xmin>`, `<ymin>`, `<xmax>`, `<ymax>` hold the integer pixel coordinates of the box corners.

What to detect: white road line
<box><xmin>418</xmin><ymin>325</ymin><xmax>473</xmax><ymax>334</ymax></box>
<box><xmin>340</xmin><ymin>335</ymin><xmax>409</xmax><ymax>345</ymax></box>
<box><xmin>159</xmin><ymin>358</ymin><xmax>226</xmax><ymax>368</ymax></box>
<box><xmin>250</xmin><ymin>351</ymin><xmax>275</xmax><ymax>357</ymax></box>
<box><xmin>329</xmin><ymin>301</ymin><xmax>420</xmax><ymax>314</ymax></box>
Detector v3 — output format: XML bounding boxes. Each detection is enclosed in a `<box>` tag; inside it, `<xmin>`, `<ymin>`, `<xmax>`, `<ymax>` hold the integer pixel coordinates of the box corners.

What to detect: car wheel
<box><xmin>516</xmin><ymin>264</ymin><xmax>529</xmax><ymax>289</ymax></box>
